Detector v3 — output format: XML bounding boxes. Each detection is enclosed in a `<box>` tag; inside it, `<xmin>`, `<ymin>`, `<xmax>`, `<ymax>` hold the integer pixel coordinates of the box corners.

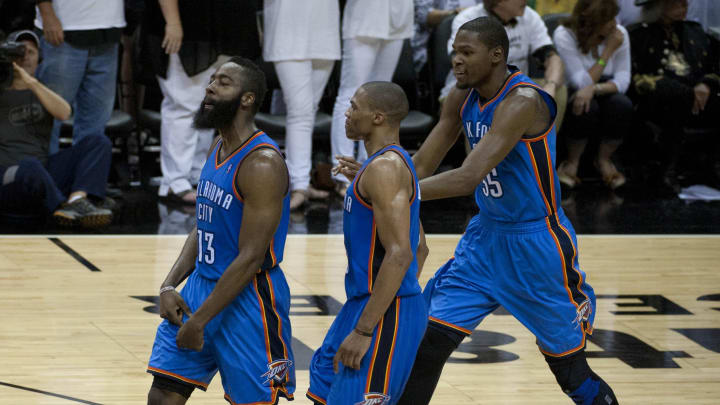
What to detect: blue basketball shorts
<box><xmin>307</xmin><ymin>293</ymin><xmax>427</xmax><ymax>405</ymax></box>
<box><xmin>424</xmin><ymin>212</ymin><xmax>596</xmax><ymax>357</ymax></box>
<box><xmin>147</xmin><ymin>267</ymin><xmax>295</xmax><ymax>404</ymax></box>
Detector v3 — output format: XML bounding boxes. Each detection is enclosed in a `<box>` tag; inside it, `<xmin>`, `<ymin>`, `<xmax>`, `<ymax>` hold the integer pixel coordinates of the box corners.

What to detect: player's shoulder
<box><xmin>504</xmin><ymin>85</ymin><xmax>543</xmax><ymax>107</ymax></box>
<box><xmin>362</xmin><ymin>149</ymin><xmax>411</xmax><ymax>183</ymax></box>
<box><xmin>236</xmin><ymin>146</ymin><xmax>287</xmax><ymax>189</ymax></box>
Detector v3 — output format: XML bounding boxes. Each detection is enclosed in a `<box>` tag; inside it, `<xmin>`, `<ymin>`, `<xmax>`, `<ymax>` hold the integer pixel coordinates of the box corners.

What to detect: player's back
<box><xmin>195</xmin><ymin>131</ymin><xmax>290</xmax><ymax>280</ymax></box>
<box><xmin>342</xmin><ymin>144</ymin><xmax>422</xmax><ymax>300</ymax></box>
<box><xmin>460</xmin><ymin>67</ymin><xmax>562</xmax><ymax>223</ymax></box>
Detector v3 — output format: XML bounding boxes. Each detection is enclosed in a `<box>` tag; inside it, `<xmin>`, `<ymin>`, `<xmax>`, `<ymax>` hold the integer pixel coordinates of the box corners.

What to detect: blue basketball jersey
<box><xmin>342</xmin><ymin>144</ymin><xmax>422</xmax><ymax>300</ymax></box>
<box><xmin>195</xmin><ymin>131</ymin><xmax>290</xmax><ymax>280</ymax></box>
<box><xmin>460</xmin><ymin>67</ymin><xmax>561</xmax><ymax>222</ymax></box>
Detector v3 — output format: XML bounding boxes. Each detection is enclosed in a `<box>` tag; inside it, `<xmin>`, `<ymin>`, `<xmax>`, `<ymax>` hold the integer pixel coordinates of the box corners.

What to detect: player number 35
<box><xmin>481</xmin><ymin>168</ymin><xmax>503</xmax><ymax>198</ymax></box>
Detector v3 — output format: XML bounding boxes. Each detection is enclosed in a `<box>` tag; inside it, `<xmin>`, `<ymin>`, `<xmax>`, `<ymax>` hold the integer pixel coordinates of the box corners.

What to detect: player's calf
<box><xmin>545</xmin><ymin>350</ymin><xmax>618</xmax><ymax>405</ymax></box>
<box><xmin>148</xmin><ymin>376</ymin><xmax>193</xmax><ymax>405</ymax></box>
<box><xmin>397</xmin><ymin>323</ymin><xmax>466</xmax><ymax>405</ymax></box>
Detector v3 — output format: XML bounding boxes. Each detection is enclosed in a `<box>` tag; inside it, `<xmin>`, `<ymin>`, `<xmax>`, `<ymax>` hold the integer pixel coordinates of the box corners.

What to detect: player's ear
<box><xmin>241</xmin><ymin>92</ymin><xmax>255</xmax><ymax>109</ymax></box>
<box><xmin>491</xmin><ymin>46</ymin><xmax>504</xmax><ymax>64</ymax></box>
<box><xmin>372</xmin><ymin>111</ymin><xmax>385</xmax><ymax>126</ymax></box>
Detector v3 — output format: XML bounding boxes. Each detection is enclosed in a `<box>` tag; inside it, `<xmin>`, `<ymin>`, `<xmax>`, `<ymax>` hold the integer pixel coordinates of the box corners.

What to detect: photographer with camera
<box><xmin>0</xmin><ymin>30</ymin><xmax>114</xmax><ymax>228</ymax></box>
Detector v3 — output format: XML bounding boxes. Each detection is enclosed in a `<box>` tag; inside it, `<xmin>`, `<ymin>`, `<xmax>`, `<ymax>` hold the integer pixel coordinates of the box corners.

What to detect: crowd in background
<box><xmin>0</xmin><ymin>0</ymin><xmax>718</xmax><ymax>230</ymax></box>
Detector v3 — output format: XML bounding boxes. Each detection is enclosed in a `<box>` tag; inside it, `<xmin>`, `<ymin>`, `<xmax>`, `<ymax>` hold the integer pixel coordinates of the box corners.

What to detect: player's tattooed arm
<box><xmin>419</xmin><ymin>87</ymin><xmax>546</xmax><ymax>201</ymax></box>
<box><xmin>334</xmin><ymin>153</ymin><xmax>414</xmax><ymax>371</ymax></box>
<box><xmin>412</xmin><ymin>86</ymin><xmax>467</xmax><ymax>179</ymax></box>
<box><xmin>177</xmin><ymin>149</ymin><xmax>288</xmax><ymax>351</ymax></box>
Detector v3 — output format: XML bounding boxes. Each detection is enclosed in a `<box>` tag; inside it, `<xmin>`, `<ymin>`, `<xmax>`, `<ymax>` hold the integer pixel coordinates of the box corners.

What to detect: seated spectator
<box><xmin>554</xmin><ymin>0</ymin><xmax>632</xmax><ymax>190</ymax></box>
<box><xmin>531</xmin><ymin>0</ymin><xmax>577</xmax><ymax>16</ymax></box>
<box><xmin>630</xmin><ymin>0</ymin><xmax>719</xmax><ymax>191</ymax></box>
<box><xmin>412</xmin><ymin>0</ymin><xmax>480</xmax><ymax>73</ymax></box>
<box><xmin>0</xmin><ymin>31</ymin><xmax>113</xmax><ymax>227</ymax></box>
<box><xmin>263</xmin><ymin>0</ymin><xmax>339</xmax><ymax>210</ymax></box>
<box><xmin>441</xmin><ymin>0</ymin><xmax>568</xmax><ymax>129</ymax></box>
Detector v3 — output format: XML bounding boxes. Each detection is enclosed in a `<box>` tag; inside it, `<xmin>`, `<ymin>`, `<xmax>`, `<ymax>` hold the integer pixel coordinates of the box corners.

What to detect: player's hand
<box><xmin>42</xmin><ymin>10</ymin><xmax>64</xmax><ymax>46</ymax></box>
<box><xmin>572</xmin><ymin>84</ymin><xmax>594</xmax><ymax>116</ymax></box>
<box><xmin>158</xmin><ymin>288</ymin><xmax>192</xmax><ymax>327</ymax></box>
<box><xmin>333</xmin><ymin>329</ymin><xmax>373</xmax><ymax>372</ymax></box>
<box><xmin>176</xmin><ymin>317</ymin><xmax>204</xmax><ymax>352</ymax></box>
<box><xmin>692</xmin><ymin>83</ymin><xmax>710</xmax><ymax>115</ymax></box>
<box><xmin>12</xmin><ymin>62</ymin><xmax>36</xmax><ymax>86</ymax></box>
<box><xmin>162</xmin><ymin>23</ymin><xmax>183</xmax><ymax>54</ymax></box>
<box><xmin>332</xmin><ymin>155</ymin><xmax>361</xmax><ymax>182</ymax></box>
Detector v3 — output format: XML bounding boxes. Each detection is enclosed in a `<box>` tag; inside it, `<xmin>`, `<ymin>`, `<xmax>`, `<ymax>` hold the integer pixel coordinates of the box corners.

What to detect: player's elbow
<box><xmin>417</xmin><ymin>241</ymin><xmax>429</xmax><ymax>263</ymax></box>
<box><xmin>389</xmin><ymin>245</ymin><xmax>414</xmax><ymax>270</ymax></box>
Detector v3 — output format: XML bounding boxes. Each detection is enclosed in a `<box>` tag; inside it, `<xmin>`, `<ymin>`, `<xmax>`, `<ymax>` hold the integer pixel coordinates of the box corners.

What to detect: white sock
<box><xmin>67</xmin><ymin>194</ymin><xmax>84</xmax><ymax>204</ymax></box>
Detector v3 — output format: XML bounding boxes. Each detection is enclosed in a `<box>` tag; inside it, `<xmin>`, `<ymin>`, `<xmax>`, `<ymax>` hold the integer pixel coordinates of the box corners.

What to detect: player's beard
<box><xmin>193</xmin><ymin>94</ymin><xmax>243</xmax><ymax>130</ymax></box>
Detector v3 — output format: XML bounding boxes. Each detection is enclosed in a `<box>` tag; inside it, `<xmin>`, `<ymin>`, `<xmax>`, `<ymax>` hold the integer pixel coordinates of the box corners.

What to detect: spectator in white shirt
<box><xmin>554</xmin><ymin>0</ymin><xmax>632</xmax><ymax>190</ymax></box>
<box><xmin>329</xmin><ymin>0</ymin><xmax>414</xmax><ymax>195</ymax></box>
<box><xmin>263</xmin><ymin>0</ymin><xmax>340</xmax><ymax>210</ymax></box>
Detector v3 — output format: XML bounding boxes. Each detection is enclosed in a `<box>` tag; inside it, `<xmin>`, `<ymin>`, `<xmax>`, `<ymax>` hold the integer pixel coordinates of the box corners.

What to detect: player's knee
<box><xmin>148</xmin><ymin>376</ymin><xmax>193</xmax><ymax>405</ymax></box>
<box><xmin>420</xmin><ymin>323</ymin><xmax>465</xmax><ymax>360</ymax></box>
<box><xmin>545</xmin><ymin>351</ymin><xmax>618</xmax><ymax>405</ymax></box>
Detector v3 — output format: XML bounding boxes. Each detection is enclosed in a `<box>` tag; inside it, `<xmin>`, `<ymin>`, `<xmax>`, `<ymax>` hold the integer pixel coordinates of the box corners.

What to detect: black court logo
<box><xmin>356</xmin><ymin>393</ymin><xmax>390</xmax><ymax>405</ymax></box>
<box><xmin>261</xmin><ymin>359</ymin><xmax>292</xmax><ymax>384</ymax></box>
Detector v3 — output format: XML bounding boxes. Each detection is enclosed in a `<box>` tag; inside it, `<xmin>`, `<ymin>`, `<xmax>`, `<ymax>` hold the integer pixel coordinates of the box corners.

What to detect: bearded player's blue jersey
<box><xmin>342</xmin><ymin>144</ymin><xmax>422</xmax><ymax>300</ymax></box>
<box><xmin>460</xmin><ymin>66</ymin><xmax>561</xmax><ymax>222</ymax></box>
<box><xmin>195</xmin><ymin>130</ymin><xmax>290</xmax><ymax>280</ymax></box>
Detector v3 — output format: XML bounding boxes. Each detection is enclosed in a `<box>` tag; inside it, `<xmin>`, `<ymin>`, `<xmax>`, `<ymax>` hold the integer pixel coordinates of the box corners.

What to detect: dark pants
<box><xmin>0</xmin><ymin>135</ymin><xmax>112</xmax><ymax>214</ymax></box>
<box><xmin>563</xmin><ymin>92</ymin><xmax>633</xmax><ymax>141</ymax></box>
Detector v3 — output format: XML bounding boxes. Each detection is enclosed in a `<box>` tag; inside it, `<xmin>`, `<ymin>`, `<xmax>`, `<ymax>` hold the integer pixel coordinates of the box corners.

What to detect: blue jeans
<box><xmin>0</xmin><ymin>135</ymin><xmax>112</xmax><ymax>213</ymax></box>
<box><xmin>37</xmin><ymin>37</ymin><xmax>118</xmax><ymax>154</ymax></box>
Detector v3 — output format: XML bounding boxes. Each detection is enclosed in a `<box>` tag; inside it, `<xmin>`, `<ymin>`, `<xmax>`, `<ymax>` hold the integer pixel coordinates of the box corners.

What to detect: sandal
<box><xmin>557</xmin><ymin>161</ymin><xmax>581</xmax><ymax>189</ymax></box>
<box><xmin>594</xmin><ymin>160</ymin><xmax>626</xmax><ymax>190</ymax></box>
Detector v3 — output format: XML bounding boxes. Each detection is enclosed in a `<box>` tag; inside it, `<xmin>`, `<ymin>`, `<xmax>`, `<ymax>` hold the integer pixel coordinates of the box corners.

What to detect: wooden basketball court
<box><xmin>1</xmin><ymin>234</ymin><xmax>719</xmax><ymax>404</ymax></box>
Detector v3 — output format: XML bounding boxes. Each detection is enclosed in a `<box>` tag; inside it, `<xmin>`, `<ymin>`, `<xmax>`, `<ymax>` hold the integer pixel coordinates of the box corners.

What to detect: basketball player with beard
<box><xmin>146</xmin><ymin>56</ymin><xmax>295</xmax><ymax>405</ymax></box>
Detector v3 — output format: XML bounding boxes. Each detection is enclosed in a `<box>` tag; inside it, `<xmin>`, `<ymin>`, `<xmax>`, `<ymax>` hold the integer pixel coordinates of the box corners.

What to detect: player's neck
<box><xmin>218</xmin><ymin>119</ymin><xmax>256</xmax><ymax>151</ymax></box>
<box><xmin>474</xmin><ymin>67</ymin><xmax>511</xmax><ymax>101</ymax></box>
<box><xmin>364</xmin><ymin>130</ymin><xmax>400</xmax><ymax>157</ymax></box>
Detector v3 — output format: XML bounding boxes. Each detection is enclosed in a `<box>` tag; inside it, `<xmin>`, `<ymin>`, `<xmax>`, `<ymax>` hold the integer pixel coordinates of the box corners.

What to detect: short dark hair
<box><xmin>458</xmin><ymin>17</ymin><xmax>510</xmax><ymax>62</ymax></box>
<box><xmin>360</xmin><ymin>81</ymin><xmax>409</xmax><ymax>126</ymax></box>
<box><xmin>226</xmin><ymin>56</ymin><xmax>267</xmax><ymax>114</ymax></box>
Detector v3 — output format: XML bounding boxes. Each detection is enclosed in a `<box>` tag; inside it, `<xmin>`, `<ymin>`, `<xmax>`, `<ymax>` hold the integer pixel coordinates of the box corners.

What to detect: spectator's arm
<box><xmin>607</xmin><ymin>26</ymin><xmax>631</xmax><ymax>93</ymax></box>
<box><xmin>12</xmin><ymin>63</ymin><xmax>71</xmax><ymax>120</ymax></box>
<box><xmin>553</xmin><ymin>26</ymin><xmax>593</xmax><ymax>89</ymax></box>
<box><xmin>542</xmin><ymin>51</ymin><xmax>564</xmax><ymax>97</ymax></box>
<box><xmin>427</xmin><ymin>9</ymin><xmax>460</xmax><ymax>27</ymax></box>
<box><xmin>37</xmin><ymin>1</ymin><xmax>64</xmax><ymax>46</ymax></box>
<box><xmin>158</xmin><ymin>0</ymin><xmax>183</xmax><ymax>54</ymax></box>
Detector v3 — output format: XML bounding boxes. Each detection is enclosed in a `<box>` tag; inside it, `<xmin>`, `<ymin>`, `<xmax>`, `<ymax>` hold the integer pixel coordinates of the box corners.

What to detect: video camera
<box><xmin>0</xmin><ymin>40</ymin><xmax>26</xmax><ymax>89</ymax></box>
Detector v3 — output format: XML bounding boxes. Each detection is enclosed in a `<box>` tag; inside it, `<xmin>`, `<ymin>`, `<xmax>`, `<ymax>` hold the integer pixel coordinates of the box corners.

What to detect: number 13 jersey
<box><xmin>195</xmin><ymin>131</ymin><xmax>290</xmax><ymax>280</ymax></box>
<box><xmin>460</xmin><ymin>66</ymin><xmax>561</xmax><ymax>223</ymax></box>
